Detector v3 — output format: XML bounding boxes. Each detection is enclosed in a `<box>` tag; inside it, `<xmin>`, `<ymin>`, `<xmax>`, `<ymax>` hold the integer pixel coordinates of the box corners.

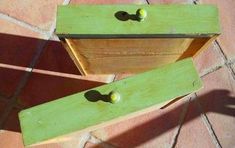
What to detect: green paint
<box><xmin>19</xmin><ymin>58</ymin><xmax>202</xmax><ymax>146</ymax></box>
<box><xmin>56</xmin><ymin>5</ymin><xmax>220</xmax><ymax>38</ymax></box>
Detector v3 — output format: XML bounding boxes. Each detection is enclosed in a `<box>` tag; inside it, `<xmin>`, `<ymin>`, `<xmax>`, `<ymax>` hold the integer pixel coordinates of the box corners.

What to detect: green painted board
<box><xmin>19</xmin><ymin>58</ymin><xmax>202</xmax><ymax>146</ymax></box>
<box><xmin>56</xmin><ymin>5</ymin><xmax>220</xmax><ymax>38</ymax></box>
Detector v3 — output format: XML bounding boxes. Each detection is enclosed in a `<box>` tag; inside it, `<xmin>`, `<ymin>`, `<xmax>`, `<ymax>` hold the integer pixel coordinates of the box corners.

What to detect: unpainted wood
<box><xmin>66</xmin><ymin>39</ymin><xmax>92</xmax><ymax>75</ymax></box>
<box><xmin>60</xmin><ymin>39</ymin><xmax>87</xmax><ymax>75</ymax></box>
<box><xmin>64</xmin><ymin>37</ymin><xmax>215</xmax><ymax>74</ymax></box>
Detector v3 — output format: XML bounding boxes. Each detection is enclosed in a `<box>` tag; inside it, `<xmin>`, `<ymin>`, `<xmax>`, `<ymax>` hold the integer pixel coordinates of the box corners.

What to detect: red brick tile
<box><xmin>175</xmin><ymin>99</ymin><xmax>215</xmax><ymax>148</ymax></box>
<box><xmin>0</xmin><ymin>130</ymin><xmax>24</xmax><ymax>148</ymax></box>
<box><xmin>34</xmin><ymin>39</ymin><xmax>81</xmax><ymax>75</ymax></box>
<box><xmin>0</xmin><ymin>19</ymin><xmax>44</xmax><ymax>38</ymax></box>
<box><xmin>196</xmin><ymin>67</ymin><xmax>235</xmax><ymax>147</ymax></box>
<box><xmin>147</xmin><ymin>0</ymin><xmax>193</xmax><ymax>4</ymax></box>
<box><xmin>0</xmin><ymin>19</ymin><xmax>45</xmax><ymax>67</ymax></box>
<box><xmin>201</xmin><ymin>0</ymin><xmax>235</xmax><ymax>60</ymax></box>
<box><xmin>0</xmin><ymin>130</ymin><xmax>62</xmax><ymax>148</ymax></box>
<box><xmin>17</xmin><ymin>72</ymin><xmax>107</xmax><ymax>108</ymax></box>
<box><xmin>0</xmin><ymin>0</ymin><xmax>64</xmax><ymax>31</ymax></box>
<box><xmin>55</xmin><ymin>132</ymin><xmax>90</xmax><ymax>148</ymax></box>
<box><xmin>84</xmin><ymin>142</ymin><xmax>98</xmax><ymax>148</ymax></box>
<box><xmin>0</xmin><ymin>68</ymin><xmax>24</xmax><ymax>98</ymax></box>
<box><xmin>194</xmin><ymin>43</ymin><xmax>224</xmax><ymax>75</ymax></box>
<box><xmin>2</xmin><ymin>108</ymin><xmax>21</xmax><ymax>132</ymax></box>
<box><xmin>0</xmin><ymin>100</ymin><xmax>7</xmax><ymax>116</ymax></box>
<box><xmin>91</xmin><ymin>98</ymin><xmax>188</xmax><ymax>147</ymax></box>
<box><xmin>34</xmin><ymin>131</ymin><xmax>88</xmax><ymax>147</ymax></box>
<box><xmin>70</xmin><ymin>0</ymin><xmax>147</xmax><ymax>4</ymax></box>
<box><xmin>84</xmin><ymin>141</ymin><xmax>103</xmax><ymax>148</ymax></box>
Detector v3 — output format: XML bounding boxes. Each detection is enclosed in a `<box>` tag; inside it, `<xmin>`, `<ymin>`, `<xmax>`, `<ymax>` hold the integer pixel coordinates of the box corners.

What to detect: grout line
<box><xmin>214</xmin><ymin>40</ymin><xmax>235</xmax><ymax>81</ymax></box>
<box><xmin>194</xmin><ymin>94</ymin><xmax>222</xmax><ymax>148</ymax></box>
<box><xmin>0</xmin><ymin>63</ymin><xmax>32</xmax><ymax>72</ymax></box>
<box><xmin>0</xmin><ymin>13</ymin><xmax>48</xmax><ymax>37</ymax></box>
<box><xmin>0</xmin><ymin>0</ymin><xmax>71</xmax><ymax>37</ymax></box>
<box><xmin>170</xmin><ymin>96</ymin><xmax>192</xmax><ymax>148</ymax></box>
<box><xmin>200</xmin><ymin>64</ymin><xmax>223</xmax><ymax>78</ymax></box>
<box><xmin>214</xmin><ymin>40</ymin><xmax>229</xmax><ymax>63</ymax></box>
<box><xmin>0</xmin><ymin>63</ymin><xmax>113</xmax><ymax>83</ymax></box>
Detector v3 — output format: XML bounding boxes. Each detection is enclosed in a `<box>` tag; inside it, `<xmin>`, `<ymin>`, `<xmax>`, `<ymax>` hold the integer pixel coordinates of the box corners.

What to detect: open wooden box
<box><xmin>56</xmin><ymin>5</ymin><xmax>220</xmax><ymax>75</ymax></box>
<box><xmin>18</xmin><ymin>5</ymin><xmax>221</xmax><ymax>146</ymax></box>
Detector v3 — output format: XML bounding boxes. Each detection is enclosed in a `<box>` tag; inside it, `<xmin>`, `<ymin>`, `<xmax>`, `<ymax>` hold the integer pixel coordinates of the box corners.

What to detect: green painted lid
<box><xmin>19</xmin><ymin>58</ymin><xmax>202</xmax><ymax>146</ymax></box>
<box><xmin>56</xmin><ymin>5</ymin><xmax>220</xmax><ymax>38</ymax></box>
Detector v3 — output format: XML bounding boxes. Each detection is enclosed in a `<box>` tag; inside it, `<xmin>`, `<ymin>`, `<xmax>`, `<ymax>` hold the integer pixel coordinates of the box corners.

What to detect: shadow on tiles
<box><xmin>93</xmin><ymin>90</ymin><xmax>235</xmax><ymax>148</ymax></box>
<box><xmin>0</xmin><ymin>33</ymin><xmax>105</xmax><ymax>132</ymax></box>
<box><xmin>0</xmin><ymin>34</ymin><xmax>234</xmax><ymax>147</ymax></box>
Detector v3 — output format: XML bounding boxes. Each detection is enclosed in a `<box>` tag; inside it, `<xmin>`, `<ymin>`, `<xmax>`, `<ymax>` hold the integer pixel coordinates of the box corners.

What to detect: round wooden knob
<box><xmin>136</xmin><ymin>8</ymin><xmax>147</xmax><ymax>21</ymax></box>
<box><xmin>109</xmin><ymin>91</ymin><xmax>121</xmax><ymax>103</ymax></box>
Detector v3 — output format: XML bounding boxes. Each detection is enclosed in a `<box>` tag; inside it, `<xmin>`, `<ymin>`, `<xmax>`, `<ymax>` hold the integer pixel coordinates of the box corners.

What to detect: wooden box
<box><xmin>56</xmin><ymin>5</ymin><xmax>220</xmax><ymax>75</ymax></box>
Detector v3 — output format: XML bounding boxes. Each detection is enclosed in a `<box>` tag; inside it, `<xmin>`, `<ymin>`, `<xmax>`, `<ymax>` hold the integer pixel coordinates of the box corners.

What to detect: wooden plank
<box><xmin>64</xmin><ymin>38</ymin><xmax>190</xmax><ymax>75</ymax></box>
<box><xmin>56</xmin><ymin>5</ymin><xmax>220</xmax><ymax>38</ymax></box>
<box><xmin>63</xmin><ymin>38</ymin><xmax>216</xmax><ymax>74</ymax></box>
<box><xmin>65</xmin><ymin>39</ymin><xmax>88</xmax><ymax>75</ymax></box>
<box><xmin>86</xmin><ymin>55</ymin><xmax>181</xmax><ymax>74</ymax></box>
<box><xmin>66</xmin><ymin>38</ymin><xmax>194</xmax><ymax>74</ymax></box>
<box><xmin>19</xmin><ymin>58</ymin><xmax>202</xmax><ymax>146</ymax></box>
<box><xmin>68</xmin><ymin>38</ymin><xmax>193</xmax><ymax>56</ymax></box>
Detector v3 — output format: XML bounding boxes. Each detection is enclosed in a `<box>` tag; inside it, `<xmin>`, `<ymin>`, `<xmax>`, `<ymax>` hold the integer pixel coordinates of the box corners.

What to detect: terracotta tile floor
<box><xmin>0</xmin><ymin>0</ymin><xmax>234</xmax><ymax>148</ymax></box>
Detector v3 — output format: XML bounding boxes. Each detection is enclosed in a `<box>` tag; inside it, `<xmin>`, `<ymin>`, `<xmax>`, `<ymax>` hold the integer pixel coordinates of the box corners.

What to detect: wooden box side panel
<box><xmin>64</xmin><ymin>37</ymin><xmax>214</xmax><ymax>74</ymax></box>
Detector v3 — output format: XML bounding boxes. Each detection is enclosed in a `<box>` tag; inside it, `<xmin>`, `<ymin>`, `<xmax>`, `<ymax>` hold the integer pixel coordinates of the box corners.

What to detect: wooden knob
<box><xmin>136</xmin><ymin>8</ymin><xmax>147</xmax><ymax>21</ymax></box>
<box><xmin>109</xmin><ymin>91</ymin><xmax>121</xmax><ymax>103</ymax></box>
